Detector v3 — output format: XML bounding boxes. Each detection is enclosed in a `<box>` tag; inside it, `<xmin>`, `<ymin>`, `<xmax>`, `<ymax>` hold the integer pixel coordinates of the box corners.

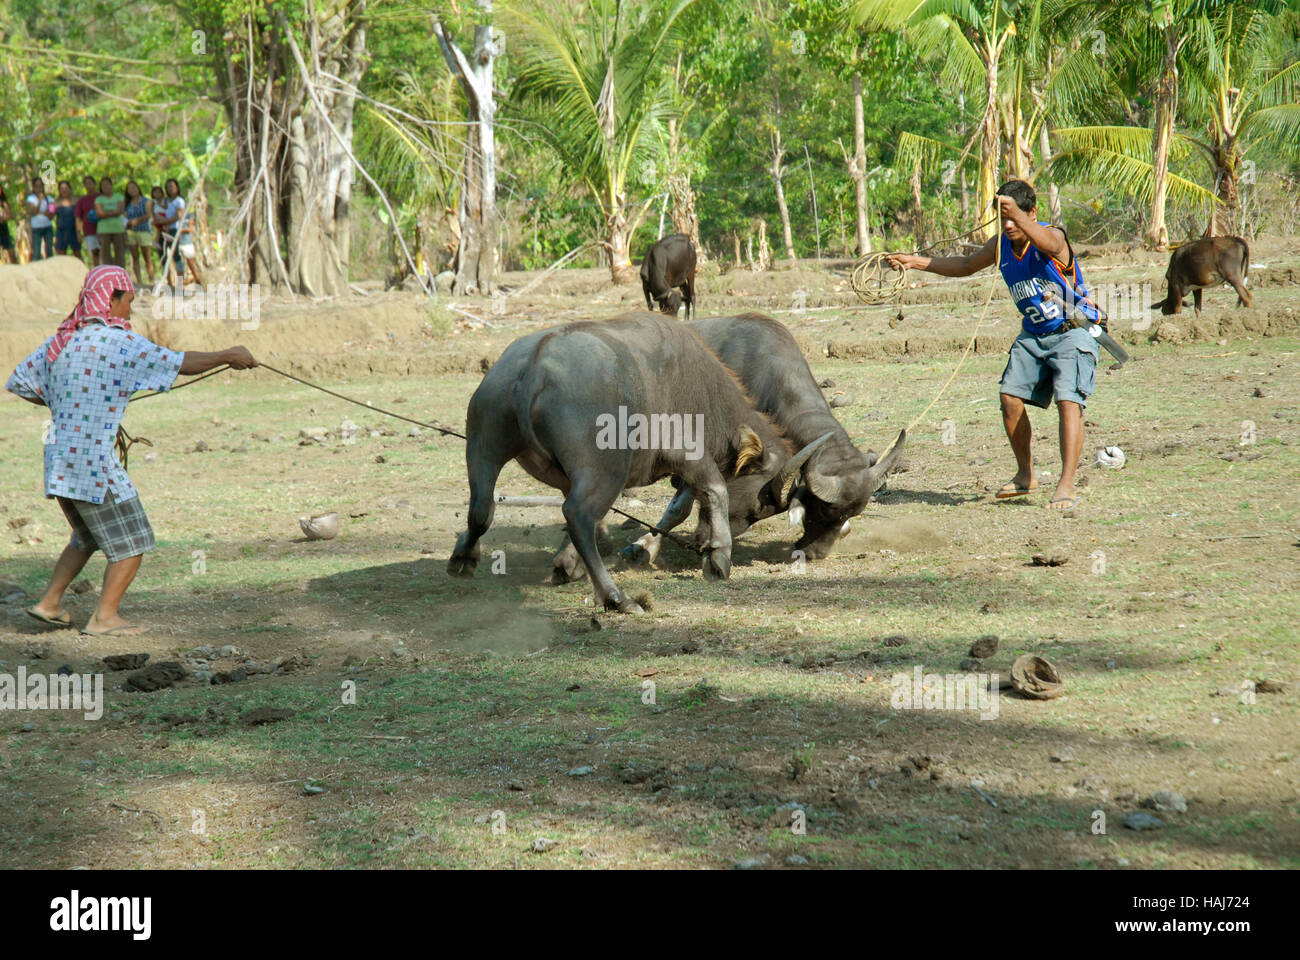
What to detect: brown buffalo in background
<box><xmin>1155</xmin><ymin>236</ymin><xmax>1252</xmax><ymax>315</ymax></box>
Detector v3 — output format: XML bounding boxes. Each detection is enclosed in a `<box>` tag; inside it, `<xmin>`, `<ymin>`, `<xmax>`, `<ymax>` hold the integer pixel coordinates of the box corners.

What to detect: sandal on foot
<box><xmin>995</xmin><ymin>481</ymin><xmax>1039</xmax><ymax>500</ymax></box>
<box><xmin>1045</xmin><ymin>495</ymin><xmax>1080</xmax><ymax>513</ymax></box>
<box><xmin>81</xmin><ymin>623</ymin><xmax>147</xmax><ymax>638</ymax></box>
<box><xmin>27</xmin><ymin>607</ymin><xmax>72</xmax><ymax>627</ymax></box>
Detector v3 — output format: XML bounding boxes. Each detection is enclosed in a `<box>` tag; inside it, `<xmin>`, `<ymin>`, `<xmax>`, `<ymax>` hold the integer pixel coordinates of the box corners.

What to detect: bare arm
<box><xmin>888</xmin><ymin>236</ymin><xmax>997</xmax><ymax>277</ymax></box>
<box><xmin>996</xmin><ymin>195</ymin><xmax>1069</xmax><ymax>262</ymax></box>
<box><xmin>179</xmin><ymin>346</ymin><xmax>257</xmax><ymax>376</ymax></box>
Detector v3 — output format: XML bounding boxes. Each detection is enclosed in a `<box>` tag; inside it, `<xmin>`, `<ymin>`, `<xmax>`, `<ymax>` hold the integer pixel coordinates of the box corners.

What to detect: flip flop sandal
<box><xmin>81</xmin><ymin>624</ymin><xmax>148</xmax><ymax>638</ymax></box>
<box><xmin>1046</xmin><ymin>495</ymin><xmax>1080</xmax><ymax>513</ymax></box>
<box><xmin>27</xmin><ymin>607</ymin><xmax>72</xmax><ymax>627</ymax></box>
<box><xmin>995</xmin><ymin>482</ymin><xmax>1038</xmax><ymax>499</ymax></box>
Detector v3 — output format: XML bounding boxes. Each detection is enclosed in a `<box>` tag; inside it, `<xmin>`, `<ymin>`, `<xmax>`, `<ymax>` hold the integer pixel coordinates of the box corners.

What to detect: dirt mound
<box><xmin>0</xmin><ymin>257</ymin><xmax>89</xmax><ymax>368</ymax></box>
<box><xmin>0</xmin><ymin>257</ymin><xmax>88</xmax><ymax>316</ymax></box>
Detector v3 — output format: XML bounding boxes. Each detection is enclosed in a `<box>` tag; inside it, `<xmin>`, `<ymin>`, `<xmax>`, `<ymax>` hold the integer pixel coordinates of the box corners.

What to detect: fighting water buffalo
<box><xmin>622</xmin><ymin>313</ymin><xmax>906</xmax><ymax>565</ymax></box>
<box><xmin>1154</xmin><ymin>236</ymin><xmax>1251</xmax><ymax>315</ymax></box>
<box><xmin>448</xmin><ymin>312</ymin><xmax>830</xmax><ymax>613</ymax></box>
<box><xmin>640</xmin><ymin>234</ymin><xmax>697</xmax><ymax>319</ymax></box>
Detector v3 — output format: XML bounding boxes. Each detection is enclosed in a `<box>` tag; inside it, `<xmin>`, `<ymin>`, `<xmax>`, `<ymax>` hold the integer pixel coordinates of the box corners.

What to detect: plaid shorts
<box><xmin>58</xmin><ymin>490</ymin><xmax>156</xmax><ymax>562</ymax></box>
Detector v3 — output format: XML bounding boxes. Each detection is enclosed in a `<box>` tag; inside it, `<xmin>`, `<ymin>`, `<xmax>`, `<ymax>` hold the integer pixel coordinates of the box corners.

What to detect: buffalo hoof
<box><xmin>702</xmin><ymin>549</ymin><xmax>731</xmax><ymax>581</ymax></box>
<box><xmin>549</xmin><ymin>559</ymin><xmax>588</xmax><ymax>585</ymax></box>
<box><xmin>604</xmin><ymin>593</ymin><xmax>644</xmax><ymax>615</ymax></box>
<box><xmin>619</xmin><ymin>542</ymin><xmax>653</xmax><ymax>567</ymax></box>
<box><xmin>447</xmin><ymin>555</ymin><xmax>478</xmax><ymax>577</ymax></box>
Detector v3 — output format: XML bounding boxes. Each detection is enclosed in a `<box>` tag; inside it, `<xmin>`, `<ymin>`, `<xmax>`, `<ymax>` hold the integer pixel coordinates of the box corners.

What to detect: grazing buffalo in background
<box><xmin>1155</xmin><ymin>236</ymin><xmax>1251</xmax><ymax>315</ymax></box>
<box><xmin>448</xmin><ymin>312</ymin><xmax>830</xmax><ymax>613</ymax></box>
<box><xmin>640</xmin><ymin>233</ymin><xmax>697</xmax><ymax>319</ymax></box>
<box><xmin>622</xmin><ymin>313</ymin><xmax>906</xmax><ymax>566</ymax></box>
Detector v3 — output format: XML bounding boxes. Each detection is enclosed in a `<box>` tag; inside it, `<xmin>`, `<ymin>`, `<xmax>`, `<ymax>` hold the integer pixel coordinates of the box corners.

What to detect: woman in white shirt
<box><xmin>25</xmin><ymin>176</ymin><xmax>55</xmax><ymax>261</ymax></box>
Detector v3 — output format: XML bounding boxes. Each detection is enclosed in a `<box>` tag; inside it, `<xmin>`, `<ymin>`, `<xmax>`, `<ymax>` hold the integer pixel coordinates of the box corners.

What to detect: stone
<box><xmin>567</xmin><ymin>766</ymin><xmax>595</xmax><ymax>777</ymax></box>
<box><xmin>1123</xmin><ymin>811</ymin><xmax>1165</xmax><ymax>831</ymax></box>
<box><xmin>733</xmin><ymin>856</ymin><xmax>769</xmax><ymax>870</ymax></box>
<box><xmin>1142</xmin><ymin>791</ymin><xmax>1188</xmax><ymax>813</ymax></box>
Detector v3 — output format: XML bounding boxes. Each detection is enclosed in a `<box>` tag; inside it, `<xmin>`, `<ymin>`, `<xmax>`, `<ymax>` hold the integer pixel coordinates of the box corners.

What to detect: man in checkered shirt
<box><xmin>6</xmin><ymin>265</ymin><xmax>256</xmax><ymax>637</ymax></box>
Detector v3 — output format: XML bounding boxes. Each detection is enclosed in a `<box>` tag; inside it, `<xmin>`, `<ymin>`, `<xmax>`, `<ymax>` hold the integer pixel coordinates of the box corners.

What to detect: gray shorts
<box><xmin>999</xmin><ymin>325</ymin><xmax>1099</xmax><ymax>409</ymax></box>
<box><xmin>58</xmin><ymin>490</ymin><xmax>156</xmax><ymax>562</ymax></box>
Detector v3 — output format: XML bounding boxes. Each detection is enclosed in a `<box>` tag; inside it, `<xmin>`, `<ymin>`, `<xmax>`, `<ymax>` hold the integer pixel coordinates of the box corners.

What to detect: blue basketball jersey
<box><xmin>999</xmin><ymin>225</ymin><xmax>1103</xmax><ymax>334</ymax></box>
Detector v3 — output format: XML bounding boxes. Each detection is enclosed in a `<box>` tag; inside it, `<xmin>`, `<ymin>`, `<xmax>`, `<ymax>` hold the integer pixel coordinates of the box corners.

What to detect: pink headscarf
<box><xmin>47</xmin><ymin>265</ymin><xmax>134</xmax><ymax>363</ymax></box>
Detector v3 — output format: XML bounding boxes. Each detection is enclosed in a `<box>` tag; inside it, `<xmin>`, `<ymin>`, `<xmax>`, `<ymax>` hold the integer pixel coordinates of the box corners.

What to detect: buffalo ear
<box><xmin>734</xmin><ymin>425</ymin><xmax>764</xmax><ymax>476</ymax></box>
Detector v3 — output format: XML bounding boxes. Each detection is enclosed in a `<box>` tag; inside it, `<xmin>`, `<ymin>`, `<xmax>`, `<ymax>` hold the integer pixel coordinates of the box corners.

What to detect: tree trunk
<box><xmin>1038</xmin><ymin>122</ymin><xmax>1062</xmax><ymax>224</ymax></box>
<box><xmin>666</xmin><ymin>116</ymin><xmax>703</xmax><ymax>258</ymax></box>
<box><xmin>756</xmin><ymin>219</ymin><xmax>772</xmax><ymax>271</ymax></box>
<box><xmin>436</xmin><ymin>14</ymin><xmax>499</xmax><ymax>295</ymax></box>
<box><xmin>978</xmin><ymin>52</ymin><xmax>1000</xmax><ymax>239</ymax></box>
<box><xmin>668</xmin><ymin>175</ymin><xmax>701</xmax><ymax>252</ymax></box>
<box><xmin>770</xmin><ymin>132</ymin><xmax>795</xmax><ymax>261</ymax></box>
<box><xmin>211</xmin><ymin>4</ymin><xmax>366</xmax><ymax>295</ymax></box>
<box><xmin>851</xmin><ymin>71</ymin><xmax>870</xmax><ymax>255</ymax></box>
<box><xmin>1145</xmin><ymin>26</ymin><xmax>1178</xmax><ymax>250</ymax></box>
<box><xmin>605</xmin><ymin>201</ymin><xmax>636</xmax><ymax>284</ymax></box>
<box><xmin>910</xmin><ymin>163</ymin><xmax>925</xmax><ymax>248</ymax></box>
<box><xmin>1210</xmin><ymin>142</ymin><xmax>1240</xmax><ymax>238</ymax></box>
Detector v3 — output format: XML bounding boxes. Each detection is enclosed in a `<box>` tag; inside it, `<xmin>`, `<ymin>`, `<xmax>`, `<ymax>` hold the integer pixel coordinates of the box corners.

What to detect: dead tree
<box><xmin>435</xmin><ymin>5</ymin><xmax>499</xmax><ymax>296</ymax></box>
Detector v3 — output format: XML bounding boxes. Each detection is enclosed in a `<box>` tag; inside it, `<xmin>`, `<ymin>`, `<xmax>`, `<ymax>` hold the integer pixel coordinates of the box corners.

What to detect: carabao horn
<box><xmin>806</xmin><ymin>429</ymin><xmax>906</xmax><ymax>505</ymax></box>
<box><xmin>772</xmin><ymin>432</ymin><xmax>835</xmax><ymax>507</ymax></box>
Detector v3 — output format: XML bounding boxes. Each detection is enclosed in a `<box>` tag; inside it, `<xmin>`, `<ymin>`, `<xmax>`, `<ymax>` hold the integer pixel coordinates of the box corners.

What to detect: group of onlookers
<box><xmin>0</xmin><ymin>175</ymin><xmax>202</xmax><ymax>288</ymax></box>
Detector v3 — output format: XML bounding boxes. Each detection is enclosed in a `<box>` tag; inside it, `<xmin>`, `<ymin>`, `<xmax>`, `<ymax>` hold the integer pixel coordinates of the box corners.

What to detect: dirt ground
<box><xmin>0</xmin><ymin>240</ymin><xmax>1297</xmax><ymax>869</ymax></box>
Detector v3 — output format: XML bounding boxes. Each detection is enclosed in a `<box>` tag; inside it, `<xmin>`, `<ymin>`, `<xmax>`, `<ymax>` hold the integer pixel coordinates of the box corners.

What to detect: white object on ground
<box><xmin>1096</xmin><ymin>446</ymin><xmax>1126</xmax><ymax>469</ymax></box>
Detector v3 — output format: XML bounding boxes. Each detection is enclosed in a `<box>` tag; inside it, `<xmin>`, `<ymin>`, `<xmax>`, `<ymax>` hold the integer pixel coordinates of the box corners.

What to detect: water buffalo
<box><xmin>448</xmin><ymin>312</ymin><xmax>830</xmax><ymax>613</ymax></box>
<box><xmin>621</xmin><ymin>313</ymin><xmax>905</xmax><ymax>565</ymax></box>
<box><xmin>640</xmin><ymin>234</ymin><xmax>697</xmax><ymax>319</ymax></box>
<box><xmin>1154</xmin><ymin>236</ymin><xmax>1251</xmax><ymax>315</ymax></box>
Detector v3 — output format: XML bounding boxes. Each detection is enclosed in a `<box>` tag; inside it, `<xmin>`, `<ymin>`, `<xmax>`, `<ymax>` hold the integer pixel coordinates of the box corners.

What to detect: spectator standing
<box><xmin>26</xmin><ymin>177</ymin><xmax>55</xmax><ymax>261</ymax></box>
<box><xmin>74</xmin><ymin>176</ymin><xmax>101</xmax><ymax>266</ymax></box>
<box><xmin>94</xmin><ymin>176</ymin><xmax>127</xmax><ymax>267</ymax></box>
<box><xmin>160</xmin><ymin>178</ymin><xmax>202</xmax><ymax>287</ymax></box>
<box><xmin>53</xmin><ymin>180</ymin><xmax>81</xmax><ymax>258</ymax></box>
<box><xmin>0</xmin><ymin>187</ymin><xmax>15</xmax><ymax>264</ymax></box>
<box><xmin>123</xmin><ymin>181</ymin><xmax>155</xmax><ymax>287</ymax></box>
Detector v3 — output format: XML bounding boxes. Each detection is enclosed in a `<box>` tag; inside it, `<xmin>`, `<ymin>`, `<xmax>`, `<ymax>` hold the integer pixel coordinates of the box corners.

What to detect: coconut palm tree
<box><xmin>1046</xmin><ymin>0</ymin><xmax>1298</xmax><ymax>241</ymax></box>
<box><xmin>850</xmin><ymin>0</ymin><xmax>1025</xmax><ymax>239</ymax></box>
<box><xmin>506</xmin><ymin>0</ymin><xmax>699</xmax><ymax>283</ymax></box>
<box><xmin>1181</xmin><ymin>0</ymin><xmax>1300</xmax><ymax>235</ymax></box>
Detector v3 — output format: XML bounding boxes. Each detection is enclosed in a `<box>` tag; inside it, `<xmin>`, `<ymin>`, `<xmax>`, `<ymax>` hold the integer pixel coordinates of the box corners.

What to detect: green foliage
<box><xmin>1</xmin><ymin>0</ymin><xmax>1297</xmax><ymax>273</ymax></box>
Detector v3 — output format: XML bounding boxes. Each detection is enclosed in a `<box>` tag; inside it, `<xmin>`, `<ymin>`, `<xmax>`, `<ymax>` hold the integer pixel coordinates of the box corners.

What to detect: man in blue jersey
<box><xmin>888</xmin><ymin>179</ymin><xmax>1101</xmax><ymax>512</ymax></box>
